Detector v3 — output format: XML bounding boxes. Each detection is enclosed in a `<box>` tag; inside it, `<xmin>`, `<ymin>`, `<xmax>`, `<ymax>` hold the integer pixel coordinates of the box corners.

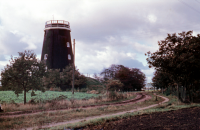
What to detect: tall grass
<box><xmin>1</xmin><ymin>92</ymin><xmax>136</xmax><ymax>112</ymax></box>
<box><xmin>0</xmin><ymin>92</ymin><xmax>154</xmax><ymax>129</ymax></box>
<box><xmin>49</xmin><ymin>93</ymin><xmax>200</xmax><ymax>130</ymax></box>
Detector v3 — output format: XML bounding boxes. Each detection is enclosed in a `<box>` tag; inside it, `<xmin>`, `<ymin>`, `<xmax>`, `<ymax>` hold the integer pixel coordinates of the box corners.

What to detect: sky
<box><xmin>0</xmin><ymin>0</ymin><xmax>200</xmax><ymax>84</ymax></box>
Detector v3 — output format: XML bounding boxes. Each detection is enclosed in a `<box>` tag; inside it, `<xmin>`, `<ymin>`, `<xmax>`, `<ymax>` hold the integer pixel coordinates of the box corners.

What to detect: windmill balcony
<box><xmin>44</xmin><ymin>20</ymin><xmax>70</xmax><ymax>30</ymax></box>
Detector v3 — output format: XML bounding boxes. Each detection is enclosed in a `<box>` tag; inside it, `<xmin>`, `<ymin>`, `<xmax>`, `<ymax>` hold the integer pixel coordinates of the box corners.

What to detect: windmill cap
<box><xmin>44</xmin><ymin>20</ymin><xmax>71</xmax><ymax>31</ymax></box>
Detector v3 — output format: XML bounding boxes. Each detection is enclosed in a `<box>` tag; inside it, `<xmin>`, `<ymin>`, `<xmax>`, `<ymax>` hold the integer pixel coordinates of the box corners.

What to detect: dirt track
<box><xmin>24</xmin><ymin>93</ymin><xmax>168</xmax><ymax>130</ymax></box>
<box><xmin>0</xmin><ymin>92</ymin><xmax>148</xmax><ymax>118</ymax></box>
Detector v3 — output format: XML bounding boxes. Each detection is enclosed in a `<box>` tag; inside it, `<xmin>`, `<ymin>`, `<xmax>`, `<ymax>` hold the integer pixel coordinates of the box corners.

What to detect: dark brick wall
<box><xmin>41</xmin><ymin>29</ymin><xmax>73</xmax><ymax>71</ymax></box>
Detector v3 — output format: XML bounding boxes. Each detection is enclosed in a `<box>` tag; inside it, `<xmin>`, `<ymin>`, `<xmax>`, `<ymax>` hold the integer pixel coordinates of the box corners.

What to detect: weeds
<box><xmin>97</xmin><ymin>106</ymin><xmax>108</xmax><ymax>111</ymax></box>
<box><xmin>50</xmin><ymin>94</ymin><xmax>200</xmax><ymax>130</ymax></box>
<box><xmin>0</xmin><ymin>92</ymin><xmax>139</xmax><ymax>129</ymax></box>
<box><xmin>0</xmin><ymin>92</ymin><xmax>150</xmax><ymax>129</ymax></box>
<box><xmin>1</xmin><ymin>91</ymin><xmax>137</xmax><ymax>112</ymax></box>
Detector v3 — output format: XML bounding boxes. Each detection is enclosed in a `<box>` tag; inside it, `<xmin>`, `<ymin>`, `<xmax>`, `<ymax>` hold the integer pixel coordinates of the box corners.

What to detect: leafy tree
<box><xmin>43</xmin><ymin>69</ymin><xmax>61</xmax><ymax>89</ymax></box>
<box><xmin>146</xmin><ymin>31</ymin><xmax>200</xmax><ymax>102</ymax></box>
<box><xmin>129</xmin><ymin>68</ymin><xmax>146</xmax><ymax>91</ymax></box>
<box><xmin>115</xmin><ymin>67</ymin><xmax>146</xmax><ymax>91</ymax></box>
<box><xmin>1</xmin><ymin>50</ymin><xmax>46</xmax><ymax>104</ymax></box>
<box><xmin>100</xmin><ymin>64</ymin><xmax>146</xmax><ymax>91</ymax></box>
<box><xmin>152</xmin><ymin>70</ymin><xmax>173</xmax><ymax>93</ymax></box>
<box><xmin>43</xmin><ymin>65</ymin><xmax>87</xmax><ymax>91</ymax></box>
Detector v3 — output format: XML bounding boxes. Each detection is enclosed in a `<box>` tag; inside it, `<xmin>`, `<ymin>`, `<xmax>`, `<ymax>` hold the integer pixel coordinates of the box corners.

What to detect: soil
<box><xmin>81</xmin><ymin>106</ymin><xmax>200</xmax><ymax>130</ymax></box>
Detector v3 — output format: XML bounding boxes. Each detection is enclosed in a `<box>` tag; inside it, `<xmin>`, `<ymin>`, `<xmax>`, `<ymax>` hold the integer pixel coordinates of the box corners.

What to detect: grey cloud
<box><xmin>0</xmin><ymin>65</ymin><xmax>4</xmax><ymax>72</ymax></box>
<box><xmin>1</xmin><ymin>0</ymin><xmax>200</xmax><ymax>83</ymax></box>
<box><xmin>120</xmin><ymin>58</ymin><xmax>149</xmax><ymax>70</ymax></box>
<box><xmin>1</xmin><ymin>31</ymin><xmax>27</xmax><ymax>55</ymax></box>
<box><xmin>0</xmin><ymin>55</ymin><xmax>6</xmax><ymax>61</ymax></box>
<box><xmin>1</xmin><ymin>30</ymin><xmax>44</xmax><ymax>57</ymax></box>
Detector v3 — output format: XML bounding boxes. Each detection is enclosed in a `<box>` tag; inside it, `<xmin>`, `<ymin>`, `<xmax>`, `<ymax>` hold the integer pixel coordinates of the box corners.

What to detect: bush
<box><xmin>87</xmin><ymin>85</ymin><xmax>105</xmax><ymax>93</ymax></box>
<box><xmin>107</xmin><ymin>91</ymin><xmax>126</xmax><ymax>100</ymax></box>
<box><xmin>108</xmin><ymin>91</ymin><xmax>117</xmax><ymax>100</ymax></box>
<box><xmin>106</xmin><ymin>80</ymin><xmax>124</xmax><ymax>91</ymax></box>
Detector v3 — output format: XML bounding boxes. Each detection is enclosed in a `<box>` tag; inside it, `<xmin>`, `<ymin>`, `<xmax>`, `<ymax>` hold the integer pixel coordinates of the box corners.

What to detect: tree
<box><xmin>152</xmin><ymin>70</ymin><xmax>173</xmax><ymax>93</ymax></box>
<box><xmin>115</xmin><ymin>67</ymin><xmax>146</xmax><ymax>91</ymax></box>
<box><xmin>146</xmin><ymin>31</ymin><xmax>200</xmax><ymax>102</ymax></box>
<box><xmin>100</xmin><ymin>64</ymin><xmax>125</xmax><ymax>82</ymax></box>
<box><xmin>100</xmin><ymin>64</ymin><xmax>146</xmax><ymax>91</ymax></box>
<box><xmin>1</xmin><ymin>50</ymin><xmax>46</xmax><ymax>104</ymax></box>
<box><xmin>42</xmin><ymin>69</ymin><xmax>62</xmax><ymax>89</ymax></box>
<box><xmin>43</xmin><ymin>65</ymin><xmax>87</xmax><ymax>91</ymax></box>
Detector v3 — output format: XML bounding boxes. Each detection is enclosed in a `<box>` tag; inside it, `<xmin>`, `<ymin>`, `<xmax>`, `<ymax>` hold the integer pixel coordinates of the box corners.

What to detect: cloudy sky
<box><xmin>0</xmin><ymin>0</ymin><xmax>200</xmax><ymax>83</ymax></box>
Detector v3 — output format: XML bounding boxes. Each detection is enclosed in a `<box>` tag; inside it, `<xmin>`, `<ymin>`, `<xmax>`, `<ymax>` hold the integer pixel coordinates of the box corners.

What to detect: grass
<box><xmin>0</xmin><ymin>77</ymin><xmax>104</xmax><ymax>104</ymax></box>
<box><xmin>0</xmin><ymin>92</ymin><xmax>159</xmax><ymax>129</ymax></box>
<box><xmin>0</xmin><ymin>91</ymin><xmax>99</xmax><ymax>104</ymax></box>
<box><xmin>0</xmin><ymin>92</ymin><xmax>136</xmax><ymax>113</ymax></box>
<box><xmin>0</xmin><ymin>90</ymin><xmax>99</xmax><ymax>112</ymax></box>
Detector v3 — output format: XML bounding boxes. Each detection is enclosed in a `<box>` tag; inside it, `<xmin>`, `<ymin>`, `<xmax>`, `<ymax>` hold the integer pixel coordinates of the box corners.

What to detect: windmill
<box><xmin>41</xmin><ymin>20</ymin><xmax>74</xmax><ymax>71</ymax></box>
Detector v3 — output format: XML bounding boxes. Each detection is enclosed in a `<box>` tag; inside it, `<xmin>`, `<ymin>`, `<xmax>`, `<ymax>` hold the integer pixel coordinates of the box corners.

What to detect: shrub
<box><xmin>107</xmin><ymin>91</ymin><xmax>117</xmax><ymax>100</ymax></box>
<box><xmin>106</xmin><ymin>80</ymin><xmax>124</xmax><ymax>91</ymax></box>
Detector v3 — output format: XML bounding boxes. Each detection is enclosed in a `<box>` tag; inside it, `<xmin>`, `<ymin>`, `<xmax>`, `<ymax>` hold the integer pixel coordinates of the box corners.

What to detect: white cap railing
<box><xmin>45</xmin><ymin>20</ymin><xmax>70</xmax><ymax>25</ymax></box>
<box><xmin>45</xmin><ymin>20</ymin><xmax>70</xmax><ymax>29</ymax></box>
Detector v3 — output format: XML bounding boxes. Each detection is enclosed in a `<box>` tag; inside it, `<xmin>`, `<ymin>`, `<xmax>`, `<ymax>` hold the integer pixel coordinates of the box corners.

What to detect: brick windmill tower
<box><xmin>41</xmin><ymin>20</ymin><xmax>74</xmax><ymax>70</ymax></box>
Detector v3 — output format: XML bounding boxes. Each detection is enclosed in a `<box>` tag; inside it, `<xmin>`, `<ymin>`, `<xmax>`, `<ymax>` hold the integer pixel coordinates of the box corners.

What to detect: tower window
<box><xmin>44</xmin><ymin>54</ymin><xmax>48</xmax><ymax>60</ymax></box>
<box><xmin>68</xmin><ymin>54</ymin><xmax>71</xmax><ymax>60</ymax></box>
<box><xmin>67</xmin><ymin>42</ymin><xmax>70</xmax><ymax>47</ymax></box>
<box><xmin>45</xmin><ymin>66</ymin><xmax>48</xmax><ymax>72</ymax></box>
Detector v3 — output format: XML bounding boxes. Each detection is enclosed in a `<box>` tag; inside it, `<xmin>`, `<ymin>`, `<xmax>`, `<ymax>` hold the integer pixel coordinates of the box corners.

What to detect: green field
<box><xmin>0</xmin><ymin>91</ymin><xmax>99</xmax><ymax>103</ymax></box>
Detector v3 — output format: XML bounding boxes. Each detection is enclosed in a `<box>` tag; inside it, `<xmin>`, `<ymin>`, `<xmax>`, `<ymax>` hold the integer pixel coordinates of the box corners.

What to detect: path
<box><xmin>24</xmin><ymin>94</ymin><xmax>168</xmax><ymax>130</ymax></box>
<box><xmin>0</xmin><ymin>93</ymin><xmax>146</xmax><ymax>118</ymax></box>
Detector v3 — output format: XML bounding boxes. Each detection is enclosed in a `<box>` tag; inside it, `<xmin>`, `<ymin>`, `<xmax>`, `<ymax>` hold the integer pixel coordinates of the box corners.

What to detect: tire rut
<box><xmin>24</xmin><ymin>93</ymin><xmax>161</xmax><ymax>130</ymax></box>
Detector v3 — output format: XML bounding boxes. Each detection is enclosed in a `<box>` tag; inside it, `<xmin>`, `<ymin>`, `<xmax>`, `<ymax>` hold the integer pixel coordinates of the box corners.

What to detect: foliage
<box><xmin>106</xmin><ymin>80</ymin><xmax>124</xmax><ymax>91</ymax></box>
<box><xmin>43</xmin><ymin>65</ymin><xmax>87</xmax><ymax>91</ymax></box>
<box><xmin>85</xmin><ymin>77</ymin><xmax>105</xmax><ymax>92</ymax></box>
<box><xmin>116</xmin><ymin>67</ymin><xmax>146</xmax><ymax>91</ymax></box>
<box><xmin>86</xmin><ymin>77</ymin><xmax>104</xmax><ymax>86</ymax></box>
<box><xmin>1</xmin><ymin>50</ymin><xmax>46</xmax><ymax>104</ymax></box>
<box><xmin>146</xmin><ymin>31</ymin><xmax>200</xmax><ymax>102</ymax></box>
<box><xmin>100</xmin><ymin>64</ymin><xmax>146</xmax><ymax>91</ymax></box>
<box><xmin>93</xmin><ymin>73</ymin><xmax>103</xmax><ymax>83</ymax></box>
<box><xmin>100</xmin><ymin>64</ymin><xmax>123</xmax><ymax>81</ymax></box>
<box><xmin>152</xmin><ymin>70</ymin><xmax>173</xmax><ymax>89</ymax></box>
